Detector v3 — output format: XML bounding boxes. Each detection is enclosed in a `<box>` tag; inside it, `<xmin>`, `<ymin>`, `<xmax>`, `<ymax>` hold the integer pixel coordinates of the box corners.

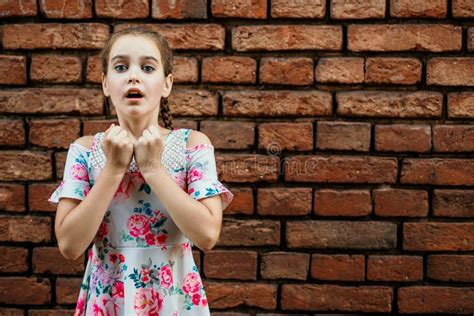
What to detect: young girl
<box><xmin>48</xmin><ymin>26</ymin><xmax>234</xmax><ymax>315</ymax></box>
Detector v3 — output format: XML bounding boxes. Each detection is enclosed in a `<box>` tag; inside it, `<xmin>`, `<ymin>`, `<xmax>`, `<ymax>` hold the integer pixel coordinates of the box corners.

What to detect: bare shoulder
<box><xmin>186</xmin><ymin>129</ymin><xmax>212</xmax><ymax>149</ymax></box>
<box><xmin>74</xmin><ymin>135</ymin><xmax>94</xmax><ymax>149</ymax></box>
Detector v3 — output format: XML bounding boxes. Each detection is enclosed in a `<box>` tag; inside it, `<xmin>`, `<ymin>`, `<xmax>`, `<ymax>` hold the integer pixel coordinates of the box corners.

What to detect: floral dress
<box><xmin>48</xmin><ymin>128</ymin><xmax>234</xmax><ymax>316</ymax></box>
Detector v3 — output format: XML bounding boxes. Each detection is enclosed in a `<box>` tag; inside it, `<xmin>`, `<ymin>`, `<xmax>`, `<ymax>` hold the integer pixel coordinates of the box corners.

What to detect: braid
<box><xmin>159</xmin><ymin>97</ymin><xmax>173</xmax><ymax>130</ymax></box>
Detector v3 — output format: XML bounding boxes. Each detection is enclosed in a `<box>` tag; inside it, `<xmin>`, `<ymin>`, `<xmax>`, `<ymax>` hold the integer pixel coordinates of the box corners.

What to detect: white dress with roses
<box><xmin>48</xmin><ymin>128</ymin><xmax>234</xmax><ymax>316</ymax></box>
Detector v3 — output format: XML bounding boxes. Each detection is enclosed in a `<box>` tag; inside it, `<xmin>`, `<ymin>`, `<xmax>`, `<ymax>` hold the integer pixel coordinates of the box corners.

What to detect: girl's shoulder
<box><xmin>184</xmin><ymin>129</ymin><xmax>213</xmax><ymax>152</ymax></box>
<box><xmin>73</xmin><ymin>135</ymin><xmax>94</xmax><ymax>151</ymax></box>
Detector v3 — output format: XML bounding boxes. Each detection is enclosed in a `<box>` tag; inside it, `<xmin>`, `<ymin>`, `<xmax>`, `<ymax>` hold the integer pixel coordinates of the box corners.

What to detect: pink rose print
<box><xmin>192</xmin><ymin>293</ymin><xmax>201</xmax><ymax>305</ymax></box>
<box><xmin>92</xmin><ymin>301</ymin><xmax>105</xmax><ymax>316</ymax></box>
<box><xmin>133</xmin><ymin>288</ymin><xmax>163</xmax><ymax>316</ymax></box>
<box><xmin>145</xmin><ymin>232</ymin><xmax>167</xmax><ymax>246</ymax></box>
<box><xmin>202</xmin><ymin>298</ymin><xmax>208</xmax><ymax>307</ymax></box>
<box><xmin>96</xmin><ymin>222</ymin><xmax>108</xmax><ymax>241</ymax></box>
<box><xmin>74</xmin><ymin>290</ymin><xmax>87</xmax><ymax>316</ymax></box>
<box><xmin>140</xmin><ymin>268</ymin><xmax>151</xmax><ymax>284</ymax></box>
<box><xmin>159</xmin><ymin>265</ymin><xmax>173</xmax><ymax>289</ymax></box>
<box><xmin>114</xmin><ymin>172</ymin><xmax>146</xmax><ymax>201</ymax></box>
<box><xmin>70</xmin><ymin>163</ymin><xmax>88</xmax><ymax>181</ymax></box>
<box><xmin>182</xmin><ymin>272</ymin><xmax>202</xmax><ymax>295</ymax></box>
<box><xmin>127</xmin><ymin>214</ymin><xmax>151</xmax><ymax>238</ymax></box>
<box><xmin>112</xmin><ymin>281</ymin><xmax>124</xmax><ymax>298</ymax></box>
<box><xmin>188</xmin><ymin>168</ymin><xmax>204</xmax><ymax>184</ymax></box>
<box><xmin>181</xmin><ymin>242</ymin><xmax>191</xmax><ymax>256</ymax></box>
<box><xmin>172</xmin><ymin>311</ymin><xmax>179</xmax><ymax>316</ymax></box>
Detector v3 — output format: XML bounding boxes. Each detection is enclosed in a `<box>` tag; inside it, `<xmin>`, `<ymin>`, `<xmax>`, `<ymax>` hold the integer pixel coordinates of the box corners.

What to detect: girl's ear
<box><xmin>162</xmin><ymin>73</ymin><xmax>173</xmax><ymax>98</ymax></box>
<box><xmin>102</xmin><ymin>73</ymin><xmax>110</xmax><ymax>97</ymax></box>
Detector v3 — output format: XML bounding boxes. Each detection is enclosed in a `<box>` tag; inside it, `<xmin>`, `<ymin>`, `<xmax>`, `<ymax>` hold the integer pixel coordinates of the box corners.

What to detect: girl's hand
<box><xmin>134</xmin><ymin>125</ymin><xmax>166</xmax><ymax>175</ymax></box>
<box><xmin>102</xmin><ymin>124</ymin><xmax>134</xmax><ymax>174</ymax></box>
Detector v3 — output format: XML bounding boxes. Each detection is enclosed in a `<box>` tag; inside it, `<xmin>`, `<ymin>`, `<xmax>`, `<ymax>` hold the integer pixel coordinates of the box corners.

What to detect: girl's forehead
<box><xmin>109</xmin><ymin>35</ymin><xmax>161</xmax><ymax>60</ymax></box>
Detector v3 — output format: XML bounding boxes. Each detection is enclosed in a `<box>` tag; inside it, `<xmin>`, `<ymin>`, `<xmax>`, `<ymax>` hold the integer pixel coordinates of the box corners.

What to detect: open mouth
<box><xmin>126</xmin><ymin>92</ymin><xmax>144</xmax><ymax>99</ymax></box>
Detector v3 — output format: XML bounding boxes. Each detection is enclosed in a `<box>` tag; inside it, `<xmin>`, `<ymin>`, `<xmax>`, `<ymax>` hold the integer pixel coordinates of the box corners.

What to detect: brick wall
<box><xmin>1</xmin><ymin>0</ymin><xmax>474</xmax><ymax>314</ymax></box>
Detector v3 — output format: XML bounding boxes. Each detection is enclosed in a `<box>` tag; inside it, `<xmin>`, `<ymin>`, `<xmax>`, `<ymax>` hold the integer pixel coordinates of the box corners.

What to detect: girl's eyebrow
<box><xmin>111</xmin><ymin>55</ymin><xmax>159</xmax><ymax>63</ymax></box>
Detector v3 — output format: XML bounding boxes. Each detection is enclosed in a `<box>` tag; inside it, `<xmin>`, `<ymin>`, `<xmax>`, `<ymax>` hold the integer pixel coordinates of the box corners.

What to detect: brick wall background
<box><xmin>1</xmin><ymin>0</ymin><xmax>474</xmax><ymax>314</ymax></box>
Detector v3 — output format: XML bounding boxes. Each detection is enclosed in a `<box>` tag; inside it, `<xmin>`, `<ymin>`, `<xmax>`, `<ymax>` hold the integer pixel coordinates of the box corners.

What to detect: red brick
<box><xmin>259</xmin><ymin>57</ymin><xmax>313</xmax><ymax>85</ymax></box>
<box><xmin>433</xmin><ymin>125</ymin><xmax>474</xmax><ymax>152</ymax></box>
<box><xmin>33</xmin><ymin>247</ymin><xmax>84</xmax><ymax>274</ymax></box>
<box><xmin>285</xmin><ymin>155</ymin><xmax>397</xmax><ymax>183</ymax></box>
<box><xmin>271</xmin><ymin>0</ymin><xmax>325</xmax><ymax>18</ymax></box>
<box><xmin>31</xmin><ymin>55</ymin><xmax>82</xmax><ymax>83</ymax></box>
<box><xmin>433</xmin><ymin>189</ymin><xmax>474</xmax><ymax>217</ymax></box>
<box><xmin>29</xmin><ymin>119</ymin><xmax>81</xmax><ymax>149</ymax></box>
<box><xmin>0</xmin><ymin>216</ymin><xmax>51</xmax><ymax>242</ymax></box>
<box><xmin>469</xmin><ymin>28</ymin><xmax>474</xmax><ymax>51</ymax></box>
<box><xmin>152</xmin><ymin>0</ymin><xmax>207</xmax><ymax>19</ymax></box>
<box><xmin>0</xmin><ymin>277</ymin><xmax>51</xmax><ymax>304</ymax></box>
<box><xmin>448</xmin><ymin>92</ymin><xmax>474</xmax><ymax>118</ymax></box>
<box><xmin>315</xmin><ymin>57</ymin><xmax>364</xmax><ymax>83</ymax></box>
<box><xmin>261</xmin><ymin>252</ymin><xmax>309</xmax><ymax>280</ymax></box>
<box><xmin>398</xmin><ymin>286</ymin><xmax>474</xmax><ymax>313</ymax></box>
<box><xmin>203</xmin><ymin>250</ymin><xmax>257</xmax><ymax>280</ymax></box>
<box><xmin>29</xmin><ymin>183</ymin><xmax>58</xmax><ymax>212</ymax></box>
<box><xmin>0</xmin><ymin>88</ymin><xmax>103</xmax><ymax>115</ymax></box>
<box><xmin>337</xmin><ymin>91</ymin><xmax>443</xmax><ymax>118</ymax></box>
<box><xmin>316</xmin><ymin>121</ymin><xmax>370</xmax><ymax>151</ymax></box>
<box><xmin>218</xmin><ymin>219</ymin><xmax>280</xmax><ymax>246</ymax></box>
<box><xmin>55</xmin><ymin>152</ymin><xmax>67</xmax><ymax>179</ymax></box>
<box><xmin>428</xmin><ymin>255</ymin><xmax>474</xmax><ymax>282</ymax></box>
<box><xmin>348</xmin><ymin>24</ymin><xmax>461</xmax><ymax>52</ymax></box>
<box><xmin>452</xmin><ymin>0</ymin><xmax>474</xmax><ymax>17</ymax></box>
<box><xmin>168</xmin><ymin>90</ymin><xmax>218</xmax><ymax>116</ymax></box>
<box><xmin>0</xmin><ymin>184</ymin><xmax>25</xmax><ymax>212</ymax></box>
<box><xmin>223</xmin><ymin>91</ymin><xmax>332</xmax><ymax>117</ymax></box>
<box><xmin>374</xmin><ymin>189</ymin><xmax>428</xmax><ymax>217</ymax></box>
<box><xmin>311</xmin><ymin>254</ymin><xmax>364</xmax><ymax>281</ymax></box>
<box><xmin>281</xmin><ymin>284</ymin><xmax>392</xmax><ymax>312</ymax></box>
<box><xmin>200</xmin><ymin>121</ymin><xmax>255</xmax><ymax>150</ymax></box>
<box><xmin>217</xmin><ymin>154</ymin><xmax>280</xmax><ymax>183</ymax></box>
<box><xmin>223</xmin><ymin>187</ymin><xmax>253</xmax><ymax>215</ymax></box>
<box><xmin>116</xmin><ymin>24</ymin><xmax>225</xmax><ymax>50</ymax></box>
<box><xmin>0</xmin><ymin>247</ymin><xmax>28</xmax><ymax>273</ymax></box>
<box><xmin>314</xmin><ymin>189</ymin><xmax>371</xmax><ymax>216</ymax></box>
<box><xmin>56</xmin><ymin>278</ymin><xmax>82</xmax><ymax>304</ymax></box>
<box><xmin>287</xmin><ymin>221</ymin><xmax>397</xmax><ymax>249</ymax></box>
<box><xmin>0</xmin><ymin>55</ymin><xmax>26</xmax><ymax>85</ymax></box>
<box><xmin>375</xmin><ymin>124</ymin><xmax>431</xmax><ymax>152</ymax></box>
<box><xmin>257</xmin><ymin>188</ymin><xmax>312</xmax><ymax>216</ymax></box>
<box><xmin>365</xmin><ymin>57</ymin><xmax>422</xmax><ymax>85</ymax></box>
<box><xmin>0</xmin><ymin>119</ymin><xmax>25</xmax><ymax>146</ymax></box>
<box><xmin>0</xmin><ymin>151</ymin><xmax>52</xmax><ymax>181</ymax></box>
<box><xmin>404</xmin><ymin>222</ymin><xmax>474</xmax><ymax>251</ymax></box>
<box><xmin>86</xmin><ymin>54</ymin><xmax>101</xmax><ymax>84</ymax></box>
<box><xmin>1</xmin><ymin>23</ymin><xmax>109</xmax><ymax>50</ymax></box>
<box><xmin>205</xmin><ymin>282</ymin><xmax>277</xmax><ymax>309</ymax></box>
<box><xmin>39</xmin><ymin>0</ymin><xmax>92</xmax><ymax>19</ymax></box>
<box><xmin>0</xmin><ymin>0</ymin><xmax>36</xmax><ymax>17</ymax></box>
<box><xmin>28</xmin><ymin>310</ymin><xmax>74</xmax><ymax>316</ymax></box>
<box><xmin>202</xmin><ymin>57</ymin><xmax>256</xmax><ymax>83</ymax></box>
<box><xmin>401</xmin><ymin>158</ymin><xmax>474</xmax><ymax>185</ymax></box>
<box><xmin>331</xmin><ymin>0</ymin><xmax>386</xmax><ymax>19</ymax></box>
<box><xmin>232</xmin><ymin>25</ymin><xmax>342</xmax><ymax>51</ymax></box>
<box><xmin>83</xmin><ymin>119</ymin><xmax>117</xmax><ymax>136</ymax></box>
<box><xmin>95</xmin><ymin>0</ymin><xmax>148</xmax><ymax>18</ymax></box>
<box><xmin>391</xmin><ymin>0</ymin><xmax>447</xmax><ymax>18</ymax></box>
<box><xmin>367</xmin><ymin>255</ymin><xmax>423</xmax><ymax>281</ymax></box>
<box><xmin>259</xmin><ymin>122</ymin><xmax>313</xmax><ymax>151</ymax></box>
<box><xmin>427</xmin><ymin>57</ymin><xmax>474</xmax><ymax>86</ymax></box>
<box><xmin>173</xmin><ymin>57</ymin><xmax>198</xmax><ymax>83</ymax></box>
<box><xmin>212</xmin><ymin>0</ymin><xmax>266</xmax><ymax>18</ymax></box>
<box><xmin>0</xmin><ymin>308</ymin><xmax>24</xmax><ymax>315</ymax></box>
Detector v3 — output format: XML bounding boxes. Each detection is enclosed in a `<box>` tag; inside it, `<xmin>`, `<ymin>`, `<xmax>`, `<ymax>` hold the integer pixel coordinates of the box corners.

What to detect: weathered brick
<box><xmin>31</xmin><ymin>55</ymin><xmax>82</xmax><ymax>83</ymax></box>
<box><xmin>404</xmin><ymin>222</ymin><xmax>474</xmax><ymax>251</ymax></box>
<box><xmin>173</xmin><ymin>57</ymin><xmax>198</xmax><ymax>83</ymax></box>
<box><xmin>0</xmin><ymin>55</ymin><xmax>26</xmax><ymax>85</ymax></box>
<box><xmin>206</xmin><ymin>282</ymin><xmax>277</xmax><ymax>309</ymax></box>
<box><xmin>427</xmin><ymin>58</ymin><xmax>474</xmax><ymax>86</ymax></box>
<box><xmin>224</xmin><ymin>187</ymin><xmax>254</xmax><ymax>215</ymax></box>
<box><xmin>285</xmin><ymin>155</ymin><xmax>398</xmax><ymax>183</ymax></box>
<box><xmin>0</xmin><ymin>151</ymin><xmax>52</xmax><ymax>181</ymax></box>
<box><xmin>0</xmin><ymin>184</ymin><xmax>25</xmax><ymax>212</ymax></box>
<box><xmin>448</xmin><ymin>92</ymin><xmax>474</xmax><ymax>118</ymax></box>
<box><xmin>0</xmin><ymin>308</ymin><xmax>24</xmax><ymax>315</ymax></box>
<box><xmin>390</xmin><ymin>0</ymin><xmax>447</xmax><ymax>18</ymax></box>
<box><xmin>232</xmin><ymin>25</ymin><xmax>342</xmax><ymax>51</ymax></box>
<box><xmin>29</xmin><ymin>119</ymin><xmax>81</xmax><ymax>149</ymax></box>
<box><xmin>86</xmin><ymin>54</ymin><xmax>101</xmax><ymax>84</ymax></box>
<box><xmin>271</xmin><ymin>0</ymin><xmax>325</xmax><ymax>18</ymax></box>
<box><xmin>452</xmin><ymin>0</ymin><xmax>474</xmax><ymax>17</ymax></box>
<box><xmin>29</xmin><ymin>183</ymin><xmax>58</xmax><ymax>212</ymax></box>
<box><xmin>223</xmin><ymin>91</ymin><xmax>332</xmax><ymax>117</ymax></box>
<box><xmin>202</xmin><ymin>57</ymin><xmax>256</xmax><ymax>83</ymax></box>
<box><xmin>28</xmin><ymin>310</ymin><xmax>74</xmax><ymax>316</ymax></box>
<box><xmin>401</xmin><ymin>158</ymin><xmax>474</xmax><ymax>185</ymax></box>
<box><xmin>95</xmin><ymin>0</ymin><xmax>148</xmax><ymax>18</ymax></box>
<box><xmin>314</xmin><ymin>189</ymin><xmax>371</xmax><ymax>216</ymax></box>
<box><xmin>33</xmin><ymin>247</ymin><xmax>84</xmax><ymax>274</ymax></box>
<box><xmin>433</xmin><ymin>189</ymin><xmax>474</xmax><ymax>217</ymax></box>
<box><xmin>373</xmin><ymin>189</ymin><xmax>429</xmax><ymax>217</ymax></box>
<box><xmin>212</xmin><ymin>0</ymin><xmax>267</xmax><ymax>18</ymax></box>
<box><xmin>331</xmin><ymin>0</ymin><xmax>386</xmax><ymax>19</ymax></box>
<box><xmin>261</xmin><ymin>252</ymin><xmax>310</xmax><ymax>280</ymax></box>
<box><xmin>375</xmin><ymin>124</ymin><xmax>431</xmax><ymax>152</ymax></box>
<box><xmin>367</xmin><ymin>255</ymin><xmax>423</xmax><ymax>281</ymax></box>
<box><xmin>83</xmin><ymin>119</ymin><xmax>118</xmax><ymax>136</ymax></box>
<box><xmin>168</xmin><ymin>90</ymin><xmax>218</xmax><ymax>116</ymax></box>
<box><xmin>365</xmin><ymin>57</ymin><xmax>422</xmax><ymax>85</ymax></box>
<box><xmin>204</xmin><ymin>250</ymin><xmax>257</xmax><ymax>280</ymax></box>
<box><xmin>0</xmin><ymin>119</ymin><xmax>25</xmax><ymax>146</ymax></box>
<box><xmin>0</xmin><ymin>0</ymin><xmax>36</xmax><ymax>17</ymax></box>
<box><xmin>259</xmin><ymin>122</ymin><xmax>313</xmax><ymax>151</ymax></box>
<box><xmin>39</xmin><ymin>0</ymin><xmax>92</xmax><ymax>19</ymax></box>
<box><xmin>433</xmin><ymin>125</ymin><xmax>474</xmax><ymax>152</ymax></box>
<box><xmin>0</xmin><ymin>277</ymin><xmax>51</xmax><ymax>304</ymax></box>
<box><xmin>0</xmin><ymin>216</ymin><xmax>51</xmax><ymax>242</ymax></box>
<box><xmin>200</xmin><ymin>121</ymin><xmax>255</xmax><ymax>150</ymax></box>
<box><xmin>337</xmin><ymin>91</ymin><xmax>443</xmax><ymax>118</ymax></box>
<box><xmin>56</xmin><ymin>278</ymin><xmax>82</xmax><ymax>304</ymax></box>
<box><xmin>348</xmin><ymin>24</ymin><xmax>461</xmax><ymax>52</ymax></box>
<box><xmin>315</xmin><ymin>57</ymin><xmax>364</xmax><ymax>83</ymax></box>
<box><xmin>316</xmin><ymin>121</ymin><xmax>370</xmax><ymax>151</ymax></box>
<box><xmin>0</xmin><ymin>247</ymin><xmax>28</xmax><ymax>272</ymax></box>
<box><xmin>217</xmin><ymin>154</ymin><xmax>280</xmax><ymax>183</ymax></box>
<box><xmin>468</xmin><ymin>27</ymin><xmax>474</xmax><ymax>51</ymax></box>
<box><xmin>398</xmin><ymin>286</ymin><xmax>474</xmax><ymax>313</ymax></box>
<box><xmin>427</xmin><ymin>255</ymin><xmax>474</xmax><ymax>282</ymax></box>
<box><xmin>311</xmin><ymin>254</ymin><xmax>365</xmax><ymax>281</ymax></box>
<box><xmin>287</xmin><ymin>221</ymin><xmax>397</xmax><ymax>249</ymax></box>
<box><xmin>152</xmin><ymin>0</ymin><xmax>207</xmax><ymax>19</ymax></box>
<box><xmin>218</xmin><ymin>219</ymin><xmax>280</xmax><ymax>246</ymax></box>
<box><xmin>260</xmin><ymin>57</ymin><xmax>313</xmax><ymax>85</ymax></box>
<box><xmin>257</xmin><ymin>188</ymin><xmax>312</xmax><ymax>216</ymax></box>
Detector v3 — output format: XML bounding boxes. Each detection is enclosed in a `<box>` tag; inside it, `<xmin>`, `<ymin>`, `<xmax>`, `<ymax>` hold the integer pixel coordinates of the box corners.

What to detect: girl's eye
<box><xmin>114</xmin><ymin>65</ymin><xmax>127</xmax><ymax>71</ymax></box>
<box><xmin>143</xmin><ymin>65</ymin><xmax>155</xmax><ymax>72</ymax></box>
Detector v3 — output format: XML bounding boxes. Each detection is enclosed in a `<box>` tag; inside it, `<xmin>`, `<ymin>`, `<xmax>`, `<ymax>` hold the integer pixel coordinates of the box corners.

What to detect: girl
<box><xmin>48</xmin><ymin>26</ymin><xmax>234</xmax><ymax>315</ymax></box>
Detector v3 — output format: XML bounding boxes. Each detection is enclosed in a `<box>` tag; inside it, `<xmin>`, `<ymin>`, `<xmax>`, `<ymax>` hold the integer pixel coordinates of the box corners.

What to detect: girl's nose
<box><xmin>128</xmin><ymin>68</ymin><xmax>140</xmax><ymax>83</ymax></box>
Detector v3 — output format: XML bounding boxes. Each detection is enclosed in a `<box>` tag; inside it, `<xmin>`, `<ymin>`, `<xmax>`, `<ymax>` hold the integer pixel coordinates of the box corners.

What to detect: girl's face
<box><xmin>102</xmin><ymin>35</ymin><xmax>173</xmax><ymax>118</ymax></box>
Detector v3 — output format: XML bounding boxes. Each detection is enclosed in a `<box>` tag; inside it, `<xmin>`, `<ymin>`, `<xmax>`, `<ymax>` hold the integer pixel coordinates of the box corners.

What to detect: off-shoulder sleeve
<box><xmin>48</xmin><ymin>143</ymin><xmax>91</xmax><ymax>206</ymax></box>
<box><xmin>185</xmin><ymin>143</ymin><xmax>234</xmax><ymax>211</ymax></box>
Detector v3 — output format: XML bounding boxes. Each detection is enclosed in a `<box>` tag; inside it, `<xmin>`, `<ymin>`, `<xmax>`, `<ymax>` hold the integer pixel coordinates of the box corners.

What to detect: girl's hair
<box><xmin>100</xmin><ymin>26</ymin><xmax>174</xmax><ymax>130</ymax></box>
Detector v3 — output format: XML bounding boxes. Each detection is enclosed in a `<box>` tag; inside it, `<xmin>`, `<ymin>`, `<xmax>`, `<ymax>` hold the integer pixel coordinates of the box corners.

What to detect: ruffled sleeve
<box><xmin>48</xmin><ymin>143</ymin><xmax>91</xmax><ymax>206</ymax></box>
<box><xmin>185</xmin><ymin>143</ymin><xmax>234</xmax><ymax>211</ymax></box>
